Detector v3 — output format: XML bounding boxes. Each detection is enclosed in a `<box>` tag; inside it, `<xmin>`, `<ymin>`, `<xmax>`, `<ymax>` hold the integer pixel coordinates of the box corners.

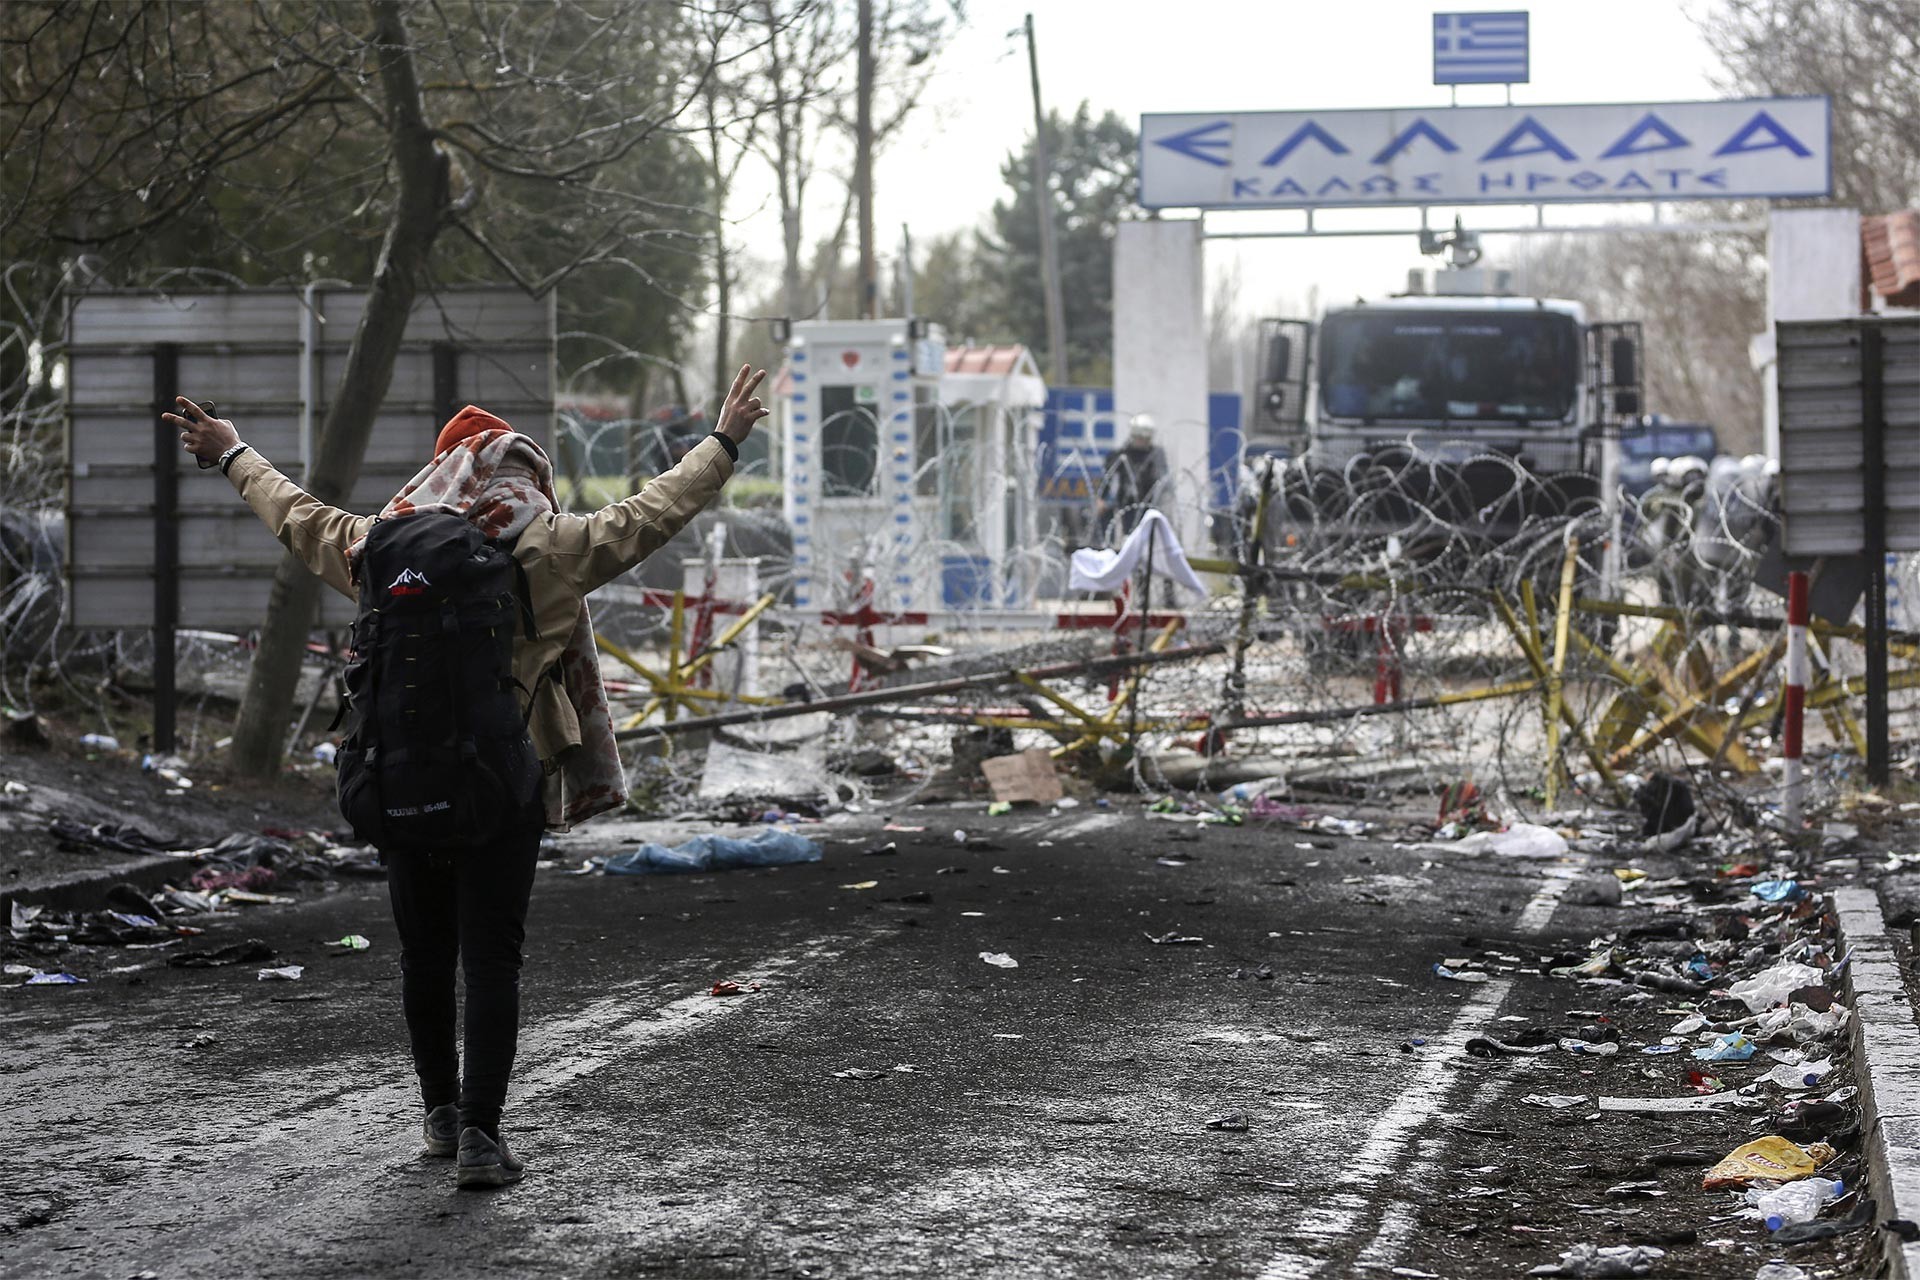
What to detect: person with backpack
<box><xmin>164</xmin><ymin>366</ymin><xmax>769</xmax><ymax>1188</ymax></box>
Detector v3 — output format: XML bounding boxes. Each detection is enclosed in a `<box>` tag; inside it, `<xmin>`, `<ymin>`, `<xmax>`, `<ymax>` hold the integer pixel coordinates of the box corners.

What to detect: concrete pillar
<box><xmin>1114</xmin><ymin>218</ymin><xmax>1208</xmax><ymax>551</ymax></box>
<box><xmin>1762</xmin><ymin>208</ymin><xmax>1860</xmax><ymax>458</ymax></box>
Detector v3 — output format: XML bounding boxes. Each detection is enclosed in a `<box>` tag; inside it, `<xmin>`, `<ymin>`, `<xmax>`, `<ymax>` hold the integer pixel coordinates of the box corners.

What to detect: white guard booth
<box><xmin>780</xmin><ymin>320</ymin><xmax>1045</xmax><ymax>614</ymax></box>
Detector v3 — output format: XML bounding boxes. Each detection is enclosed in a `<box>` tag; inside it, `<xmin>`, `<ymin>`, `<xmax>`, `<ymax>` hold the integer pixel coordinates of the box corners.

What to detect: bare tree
<box><xmin>751</xmin><ymin>0</ymin><xmax>960</xmax><ymax>321</ymax></box>
<box><xmin>1513</xmin><ymin>231</ymin><xmax>1768</xmax><ymax>452</ymax></box>
<box><xmin>1699</xmin><ymin>0</ymin><xmax>1920</xmax><ymax>212</ymax></box>
<box><xmin>4</xmin><ymin>0</ymin><xmax>725</xmax><ymax>774</ymax></box>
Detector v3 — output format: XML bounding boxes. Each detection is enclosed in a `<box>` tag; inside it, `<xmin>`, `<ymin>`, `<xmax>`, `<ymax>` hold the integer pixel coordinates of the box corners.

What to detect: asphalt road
<box><xmin>0</xmin><ymin>802</ymin><xmax>1862</xmax><ymax>1279</ymax></box>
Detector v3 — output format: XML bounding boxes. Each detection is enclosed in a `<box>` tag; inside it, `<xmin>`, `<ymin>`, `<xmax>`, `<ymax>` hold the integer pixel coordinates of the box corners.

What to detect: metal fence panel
<box><xmin>66</xmin><ymin>286</ymin><xmax>554</xmax><ymax>630</ymax></box>
<box><xmin>1777</xmin><ymin>317</ymin><xmax>1920</xmax><ymax>556</ymax></box>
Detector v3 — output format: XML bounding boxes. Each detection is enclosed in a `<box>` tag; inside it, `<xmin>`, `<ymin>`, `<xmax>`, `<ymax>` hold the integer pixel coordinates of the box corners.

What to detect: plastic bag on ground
<box><xmin>1728</xmin><ymin>961</ymin><xmax>1826</xmax><ymax>1013</ymax></box>
<box><xmin>1449</xmin><ymin>823</ymin><xmax>1568</xmax><ymax>859</ymax></box>
<box><xmin>1527</xmin><ymin>1243</ymin><xmax>1665</xmax><ymax>1277</ymax></box>
<box><xmin>1701</xmin><ymin>1136</ymin><xmax>1836</xmax><ymax>1189</ymax></box>
<box><xmin>602</xmin><ymin>829</ymin><xmax>823</xmax><ymax>876</ymax></box>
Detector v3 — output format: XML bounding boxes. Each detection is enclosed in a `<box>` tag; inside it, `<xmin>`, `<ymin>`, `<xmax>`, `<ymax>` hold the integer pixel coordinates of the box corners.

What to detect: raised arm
<box><xmin>535</xmin><ymin>365</ymin><xmax>769</xmax><ymax>596</ymax></box>
<box><xmin>165</xmin><ymin>397</ymin><xmax>368</xmax><ymax>599</ymax></box>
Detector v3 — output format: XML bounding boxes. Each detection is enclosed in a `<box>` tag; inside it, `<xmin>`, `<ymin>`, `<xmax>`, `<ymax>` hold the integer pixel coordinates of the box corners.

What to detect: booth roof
<box><xmin>1863</xmin><ymin>210</ymin><xmax>1920</xmax><ymax>310</ymax></box>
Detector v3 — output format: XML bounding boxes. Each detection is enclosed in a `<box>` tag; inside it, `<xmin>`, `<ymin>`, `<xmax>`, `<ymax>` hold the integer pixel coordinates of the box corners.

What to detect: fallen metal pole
<box><xmin>613</xmin><ymin>641</ymin><xmax>1230</xmax><ymax>742</ymax></box>
<box><xmin>1783</xmin><ymin>570</ymin><xmax>1809</xmax><ymax>831</ymax></box>
<box><xmin>1208</xmin><ymin>677</ymin><xmax>1542</xmax><ymax>730</ymax></box>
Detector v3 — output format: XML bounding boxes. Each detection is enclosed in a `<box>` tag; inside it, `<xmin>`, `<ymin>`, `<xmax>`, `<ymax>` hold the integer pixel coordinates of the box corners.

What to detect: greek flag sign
<box><xmin>1139</xmin><ymin>98</ymin><xmax>1831</xmax><ymax>210</ymax></box>
<box><xmin>1434</xmin><ymin>11</ymin><xmax>1529</xmax><ymax>85</ymax></box>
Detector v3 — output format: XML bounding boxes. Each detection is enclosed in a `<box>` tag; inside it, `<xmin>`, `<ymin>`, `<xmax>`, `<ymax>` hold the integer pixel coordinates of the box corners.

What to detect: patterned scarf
<box><xmin>348</xmin><ymin>429</ymin><xmax>625</xmax><ymax>830</ymax></box>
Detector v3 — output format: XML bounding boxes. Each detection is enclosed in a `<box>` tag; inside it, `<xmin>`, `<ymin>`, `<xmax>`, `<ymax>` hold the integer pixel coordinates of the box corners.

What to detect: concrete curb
<box><xmin>0</xmin><ymin>853</ymin><xmax>199</xmax><ymax>917</ymax></box>
<box><xmin>1834</xmin><ymin>886</ymin><xmax>1920</xmax><ymax>1280</ymax></box>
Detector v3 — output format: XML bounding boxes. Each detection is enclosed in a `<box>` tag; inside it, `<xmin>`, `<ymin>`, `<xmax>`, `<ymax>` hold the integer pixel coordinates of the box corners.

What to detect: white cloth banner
<box><xmin>1068</xmin><ymin>510</ymin><xmax>1209</xmax><ymax>596</ymax></box>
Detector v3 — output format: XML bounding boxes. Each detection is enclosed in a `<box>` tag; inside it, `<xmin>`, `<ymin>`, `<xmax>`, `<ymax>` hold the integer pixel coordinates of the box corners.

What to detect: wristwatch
<box><xmin>217</xmin><ymin>442</ymin><xmax>251</xmax><ymax>475</ymax></box>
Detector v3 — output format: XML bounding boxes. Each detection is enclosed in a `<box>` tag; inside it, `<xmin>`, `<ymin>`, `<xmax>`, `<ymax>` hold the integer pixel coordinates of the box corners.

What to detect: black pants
<box><xmin>384</xmin><ymin>807</ymin><xmax>542</xmax><ymax>1136</ymax></box>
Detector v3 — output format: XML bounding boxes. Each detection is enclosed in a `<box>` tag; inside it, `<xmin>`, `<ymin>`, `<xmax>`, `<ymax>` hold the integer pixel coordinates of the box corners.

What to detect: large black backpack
<box><xmin>333</xmin><ymin>512</ymin><xmax>542</xmax><ymax>851</ymax></box>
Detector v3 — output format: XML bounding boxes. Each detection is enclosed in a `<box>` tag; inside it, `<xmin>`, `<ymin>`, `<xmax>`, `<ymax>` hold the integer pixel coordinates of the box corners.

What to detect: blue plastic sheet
<box><xmin>602</xmin><ymin>829</ymin><xmax>823</xmax><ymax>876</ymax></box>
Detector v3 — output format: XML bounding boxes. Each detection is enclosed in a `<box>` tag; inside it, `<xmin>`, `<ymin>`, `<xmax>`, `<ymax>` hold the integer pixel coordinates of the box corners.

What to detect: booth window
<box><xmin>914</xmin><ymin>384</ymin><xmax>941</xmax><ymax>496</ymax></box>
<box><xmin>819</xmin><ymin>385</ymin><xmax>878</xmax><ymax>496</ymax></box>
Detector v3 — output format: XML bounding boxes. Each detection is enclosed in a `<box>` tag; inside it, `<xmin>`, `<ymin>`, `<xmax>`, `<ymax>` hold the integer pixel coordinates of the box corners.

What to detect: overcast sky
<box><xmin>724</xmin><ymin>0</ymin><xmax>1727</xmax><ymax>327</ymax></box>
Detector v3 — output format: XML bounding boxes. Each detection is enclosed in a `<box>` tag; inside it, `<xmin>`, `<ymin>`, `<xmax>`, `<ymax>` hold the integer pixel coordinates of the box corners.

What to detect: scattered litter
<box><xmin>1432</xmin><ymin>963</ymin><xmax>1490</xmax><ymax>984</ymax></box>
<box><xmin>1232</xmin><ymin>965</ymin><xmax>1275</xmax><ymax>981</ymax></box>
<box><xmin>979</xmin><ymin>952</ymin><xmax>1018</xmax><ymax>968</ymax></box>
<box><xmin>1447</xmin><ymin>823</ymin><xmax>1569</xmax><ymax>859</ymax></box>
<box><xmin>1728</xmin><ymin>961</ymin><xmax>1826</xmax><ymax>1014</ymax></box>
<box><xmin>1145</xmin><ymin>931</ymin><xmax>1204</xmax><ymax>945</ymax></box>
<box><xmin>1701</xmin><ymin>1137</ymin><xmax>1836</xmax><ymax>1189</ymax></box>
<box><xmin>1558</xmin><ymin>1038</ymin><xmax>1620</xmax><ymax>1056</ymax></box>
<box><xmin>840</xmin><ymin>880</ymin><xmax>879</xmax><ymax>890</ymax></box>
<box><xmin>330</xmin><ymin>935</ymin><xmax>371</xmax><ymax>951</ymax></box>
<box><xmin>1597</xmin><ymin>1093</ymin><xmax>1741</xmax><ymax>1114</ymax></box>
<box><xmin>1522</xmin><ymin>1094</ymin><xmax>1588</xmax><ymax>1109</ymax></box>
<box><xmin>832</xmin><ymin>1068</ymin><xmax>884</xmax><ymax>1079</ymax></box>
<box><xmin>1467</xmin><ymin>1036</ymin><xmax>1554</xmax><ymax>1058</ymax></box>
<box><xmin>601</xmin><ymin>829</ymin><xmax>823</xmax><ymax>875</ymax></box>
<box><xmin>1528</xmin><ymin>1243</ymin><xmax>1665</xmax><ymax>1277</ymax></box>
<box><xmin>1752</xmin><ymin>1266</ymin><xmax>1810</xmax><ymax>1280</ymax></box>
<box><xmin>168</xmin><ymin>940</ymin><xmax>277</xmax><ymax>969</ymax></box>
<box><xmin>710</xmin><ymin>980</ymin><xmax>760</xmax><ymax>996</ymax></box>
<box><xmin>78</xmin><ymin>733</ymin><xmax>120</xmax><ymax>751</ymax></box>
<box><xmin>1605</xmin><ymin>1180</ymin><xmax>1666</xmax><ymax>1198</ymax></box>
<box><xmin>1567</xmin><ymin>874</ymin><xmax>1624</xmax><ymax>906</ymax></box>
<box><xmin>1761</xmin><ymin>1058</ymin><xmax>1833</xmax><ymax>1091</ymax></box>
<box><xmin>1693</xmin><ymin>1033</ymin><xmax>1756</xmax><ymax>1062</ymax></box>
<box><xmin>986</xmin><ymin>801</ymin><xmax>1012</xmax><ymax>817</ymax></box>
<box><xmin>981</xmin><ymin>749</ymin><xmax>1062</xmax><ymax>805</ymax></box>
<box><xmin>1750</xmin><ymin>879</ymin><xmax>1803</xmax><ymax>903</ymax></box>
<box><xmin>1205</xmin><ymin>1111</ymin><xmax>1250</xmax><ymax>1132</ymax></box>
<box><xmin>1745</xmin><ymin>1177</ymin><xmax>1843</xmax><ymax>1229</ymax></box>
<box><xmin>255</xmin><ymin>965</ymin><xmax>305</xmax><ymax>981</ymax></box>
<box><xmin>23</xmin><ymin>971</ymin><xmax>86</xmax><ymax>985</ymax></box>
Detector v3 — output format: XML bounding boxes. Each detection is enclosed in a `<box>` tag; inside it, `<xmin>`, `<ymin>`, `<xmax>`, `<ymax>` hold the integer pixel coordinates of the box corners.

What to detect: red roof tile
<box><xmin>944</xmin><ymin>344</ymin><xmax>1029</xmax><ymax>376</ymax></box>
<box><xmin>1863</xmin><ymin>210</ymin><xmax>1920</xmax><ymax>309</ymax></box>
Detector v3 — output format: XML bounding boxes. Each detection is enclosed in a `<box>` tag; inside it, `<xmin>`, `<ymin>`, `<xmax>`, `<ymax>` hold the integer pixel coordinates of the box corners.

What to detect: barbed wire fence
<box><xmin>5</xmin><ymin>294</ymin><xmax>1915</xmax><ymax>823</ymax></box>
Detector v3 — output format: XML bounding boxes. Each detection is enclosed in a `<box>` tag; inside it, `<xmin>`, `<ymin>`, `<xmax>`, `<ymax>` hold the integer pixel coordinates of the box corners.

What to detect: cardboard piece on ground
<box><xmin>1596</xmin><ymin>1092</ymin><xmax>1741</xmax><ymax>1113</ymax></box>
<box><xmin>982</xmin><ymin>749</ymin><xmax>1063</xmax><ymax>805</ymax></box>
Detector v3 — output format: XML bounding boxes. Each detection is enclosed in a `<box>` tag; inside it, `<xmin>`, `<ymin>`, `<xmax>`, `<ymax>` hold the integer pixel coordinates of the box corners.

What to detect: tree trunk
<box><xmin>229</xmin><ymin>0</ymin><xmax>448</xmax><ymax>776</ymax></box>
<box><xmin>705</xmin><ymin>82</ymin><xmax>733</xmax><ymax>415</ymax></box>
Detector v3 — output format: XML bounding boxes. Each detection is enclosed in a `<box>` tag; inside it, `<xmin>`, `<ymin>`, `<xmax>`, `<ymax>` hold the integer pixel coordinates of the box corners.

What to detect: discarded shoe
<box><xmin>422</xmin><ymin>1104</ymin><xmax>459</xmax><ymax>1158</ymax></box>
<box><xmin>456</xmin><ymin>1127</ymin><xmax>526</xmax><ymax>1188</ymax></box>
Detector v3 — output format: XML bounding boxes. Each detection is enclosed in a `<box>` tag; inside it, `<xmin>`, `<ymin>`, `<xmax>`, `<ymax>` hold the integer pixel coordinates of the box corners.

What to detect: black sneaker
<box><xmin>456</xmin><ymin>1126</ymin><xmax>526</xmax><ymax>1188</ymax></box>
<box><xmin>422</xmin><ymin>1104</ymin><xmax>459</xmax><ymax>1158</ymax></box>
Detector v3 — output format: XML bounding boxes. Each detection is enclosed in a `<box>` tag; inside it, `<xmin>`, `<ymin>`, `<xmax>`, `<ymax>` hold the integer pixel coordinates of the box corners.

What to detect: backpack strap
<box><xmin>510</xmin><ymin>556</ymin><xmax>540</xmax><ymax>641</ymax></box>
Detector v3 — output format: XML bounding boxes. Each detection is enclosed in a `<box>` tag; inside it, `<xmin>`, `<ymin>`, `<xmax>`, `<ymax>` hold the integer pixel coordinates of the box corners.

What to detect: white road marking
<box><xmin>2</xmin><ymin>931</ymin><xmax>864</xmax><ymax>1274</ymax></box>
<box><xmin>1255</xmin><ymin>854</ymin><xmax>1587</xmax><ymax>1279</ymax></box>
<box><xmin>1047</xmin><ymin>813</ymin><xmax>1121</xmax><ymax>841</ymax></box>
<box><xmin>1515</xmin><ymin>858</ymin><xmax>1588</xmax><ymax>932</ymax></box>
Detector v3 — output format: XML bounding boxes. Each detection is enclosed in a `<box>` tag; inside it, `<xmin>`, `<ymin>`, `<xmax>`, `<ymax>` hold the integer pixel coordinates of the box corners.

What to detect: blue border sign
<box><xmin>1140</xmin><ymin>97</ymin><xmax>1831</xmax><ymax>210</ymax></box>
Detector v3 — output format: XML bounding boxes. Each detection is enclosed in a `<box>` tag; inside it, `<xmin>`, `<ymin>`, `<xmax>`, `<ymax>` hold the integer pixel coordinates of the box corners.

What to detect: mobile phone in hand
<box><xmin>185</xmin><ymin>401</ymin><xmax>219</xmax><ymax>468</ymax></box>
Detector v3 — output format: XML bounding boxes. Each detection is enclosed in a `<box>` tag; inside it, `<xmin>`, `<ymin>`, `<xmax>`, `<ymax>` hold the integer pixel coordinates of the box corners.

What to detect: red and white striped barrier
<box><xmin>1782</xmin><ymin>570</ymin><xmax>1809</xmax><ymax>830</ymax></box>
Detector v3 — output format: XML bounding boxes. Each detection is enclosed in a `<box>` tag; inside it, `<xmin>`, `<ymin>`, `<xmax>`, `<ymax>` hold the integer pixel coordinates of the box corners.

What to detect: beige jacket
<box><xmin>226</xmin><ymin>434</ymin><xmax>736</xmax><ymax>764</ymax></box>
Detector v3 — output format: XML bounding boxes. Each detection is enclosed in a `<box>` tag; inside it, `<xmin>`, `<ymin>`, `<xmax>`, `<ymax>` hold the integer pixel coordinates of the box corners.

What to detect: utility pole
<box><xmin>1025</xmin><ymin>13</ymin><xmax>1068</xmax><ymax>386</ymax></box>
<box><xmin>901</xmin><ymin>222</ymin><xmax>915</xmax><ymax>317</ymax></box>
<box><xmin>855</xmin><ymin>0</ymin><xmax>877</xmax><ymax>319</ymax></box>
